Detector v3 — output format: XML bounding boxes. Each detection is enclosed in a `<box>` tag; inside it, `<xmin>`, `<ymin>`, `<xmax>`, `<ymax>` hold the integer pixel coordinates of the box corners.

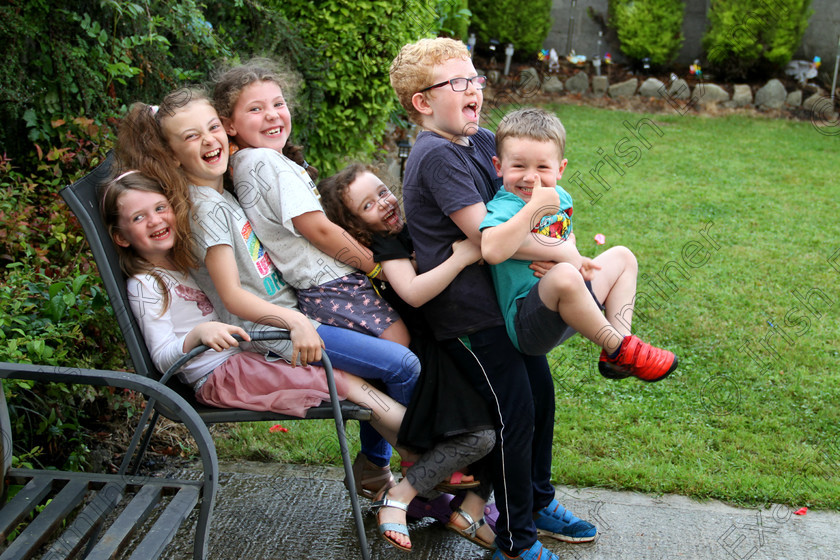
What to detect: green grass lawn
<box><xmin>213</xmin><ymin>104</ymin><xmax>840</xmax><ymax>510</ymax></box>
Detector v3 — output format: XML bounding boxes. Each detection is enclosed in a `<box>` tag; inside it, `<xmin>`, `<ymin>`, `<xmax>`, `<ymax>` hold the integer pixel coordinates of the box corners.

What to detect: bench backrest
<box><xmin>59</xmin><ymin>152</ymin><xmax>160</xmax><ymax>380</ymax></box>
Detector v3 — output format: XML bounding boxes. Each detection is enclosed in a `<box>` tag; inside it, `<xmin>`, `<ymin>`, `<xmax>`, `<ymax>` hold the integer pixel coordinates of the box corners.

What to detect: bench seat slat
<box><xmin>44</xmin><ymin>482</ymin><xmax>126</xmax><ymax>558</ymax></box>
<box><xmin>0</xmin><ymin>477</ymin><xmax>53</xmax><ymax>540</ymax></box>
<box><xmin>0</xmin><ymin>479</ymin><xmax>87</xmax><ymax>560</ymax></box>
<box><xmin>84</xmin><ymin>484</ymin><xmax>163</xmax><ymax>560</ymax></box>
<box><xmin>127</xmin><ymin>487</ymin><xmax>200</xmax><ymax>560</ymax></box>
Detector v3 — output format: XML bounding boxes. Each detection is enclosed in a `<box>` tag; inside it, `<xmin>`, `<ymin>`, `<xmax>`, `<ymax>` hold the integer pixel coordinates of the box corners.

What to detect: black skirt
<box><xmin>397</xmin><ymin>327</ymin><xmax>496</xmax><ymax>452</ymax></box>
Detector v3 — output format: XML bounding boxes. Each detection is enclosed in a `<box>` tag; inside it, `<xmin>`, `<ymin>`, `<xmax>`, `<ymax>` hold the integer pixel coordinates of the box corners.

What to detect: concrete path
<box><xmin>159</xmin><ymin>461</ymin><xmax>837</xmax><ymax>560</ymax></box>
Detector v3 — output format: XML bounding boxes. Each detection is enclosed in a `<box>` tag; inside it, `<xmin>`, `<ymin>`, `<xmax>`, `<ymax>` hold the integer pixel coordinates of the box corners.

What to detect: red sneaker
<box><xmin>599</xmin><ymin>335</ymin><xmax>677</xmax><ymax>382</ymax></box>
<box><xmin>597</xmin><ymin>351</ymin><xmax>632</xmax><ymax>379</ymax></box>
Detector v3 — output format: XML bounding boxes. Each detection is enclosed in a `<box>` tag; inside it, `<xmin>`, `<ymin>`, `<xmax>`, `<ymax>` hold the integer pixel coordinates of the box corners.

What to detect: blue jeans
<box><xmin>317</xmin><ymin>324</ymin><xmax>420</xmax><ymax>466</ymax></box>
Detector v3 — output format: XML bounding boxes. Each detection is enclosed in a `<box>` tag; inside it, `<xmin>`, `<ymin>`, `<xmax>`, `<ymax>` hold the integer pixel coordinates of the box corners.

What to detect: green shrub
<box><xmin>609</xmin><ymin>0</ymin><xmax>685</xmax><ymax>66</ymax></box>
<box><xmin>3</xmin><ymin>378</ymin><xmax>96</xmax><ymax>471</ymax></box>
<box><xmin>3</xmin><ymin>0</ymin><xmax>455</xmax><ymax>177</ymax></box>
<box><xmin>0</xmin><ymin>0</ymin><xmax>231</xmax><ymax>173</ymax></box>
<box><xmin>439</xmin><ymin>0</ymin><xmax>471</xmax><ymax>40</ymax></box>
<box><xmin>262</xmin><ymin>0</ymin><xmax>449</xmax><ymax>174</ymax></box>
<box><xmin>0</xmin><ymin>128</ymin><xmax>126</xmax><ymax>368</ymax></box>
<box><xmin>0</xmin><ymin>119</ymin><xmax>127</xmax><ymax>470</ymax></box>
<box><xmin>0</xmin><ymin>260</ymin><xmax>122</xmax><ymax>469</ymax></box>
<box><xmin>703</xmin><ymin>0</ymin><xmax>813</xmax><ymax>79</ymax></box>
<box><xmin>470</xmin><ymin>0</ymin><xmax>552</xmax><ymax>56</ymax></box>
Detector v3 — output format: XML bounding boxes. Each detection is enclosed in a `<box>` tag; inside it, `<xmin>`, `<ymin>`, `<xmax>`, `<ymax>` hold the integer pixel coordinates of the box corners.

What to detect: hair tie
<box><xmin>149</xmin><ymin>105</ymin><xmax>159</xmax><ymax>115</ymax></box>
<box><xmin>101</xmin><ymin>169</ymin><xmax>140</xmax><ymax>216</ymax></box>
<box><xmin>114</xmin><ymin>169</ymin><xmax>140</xmax><ymax>183</ymax></box>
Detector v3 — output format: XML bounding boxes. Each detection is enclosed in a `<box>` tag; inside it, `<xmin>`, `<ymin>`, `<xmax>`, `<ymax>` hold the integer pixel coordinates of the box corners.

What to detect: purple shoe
<box><xmin>483</xmin><ymin>501</ymin><xmax>499</xmax><ymax>533</ymax></box>
<box><xmin>407</xmin><ymin>493</ymin><xmax>454</xmax><ymax>524</ymax></box>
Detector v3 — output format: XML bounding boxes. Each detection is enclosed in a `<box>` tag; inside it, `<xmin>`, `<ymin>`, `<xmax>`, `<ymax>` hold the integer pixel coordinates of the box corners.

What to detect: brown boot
<box><xmin>344</xmin><ymin>452</ymin><xmax>396</xmax><ymax>499</ymax></box>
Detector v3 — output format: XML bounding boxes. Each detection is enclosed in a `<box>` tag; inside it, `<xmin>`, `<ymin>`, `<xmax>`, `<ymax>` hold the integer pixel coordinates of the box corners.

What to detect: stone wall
<box><xmin>544</xmin><ymin>1</ymin><xmax>620</xmax><ymax>62</ymax></box>
<box><xmin>542</xmin><ymin>0</ymin><xmax>840</xmax><ymax>67</ymax></box>
<box><xmin>797</xmin><ymin>0</ymin><xmax>840</xmax><ymax>61</ymax></box>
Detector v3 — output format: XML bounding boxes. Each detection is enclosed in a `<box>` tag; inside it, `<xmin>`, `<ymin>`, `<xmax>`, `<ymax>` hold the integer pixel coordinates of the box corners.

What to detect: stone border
<box><xmin>482</xmin><ymin>67</ymin><xmax>839</xmax><ymax>122</ymax></box>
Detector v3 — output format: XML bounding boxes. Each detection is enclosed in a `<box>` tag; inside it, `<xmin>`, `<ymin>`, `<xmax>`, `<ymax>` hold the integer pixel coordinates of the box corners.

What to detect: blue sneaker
<box><xmin>534</xmin><ymin>499</ymin><xmax>597</xmax><ymax>543</ymax></box>
<box><xmin>491</xmin><ymin>540</ymin><xmax>560</xmax><ymax>560</ymax></box>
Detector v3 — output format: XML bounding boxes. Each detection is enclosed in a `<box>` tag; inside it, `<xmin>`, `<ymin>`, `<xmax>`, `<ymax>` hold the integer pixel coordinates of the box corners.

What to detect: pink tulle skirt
<box><xmin>196</xmin><ymin>351</ymin><xmax>349</xmax><ymax>418</ymax></box>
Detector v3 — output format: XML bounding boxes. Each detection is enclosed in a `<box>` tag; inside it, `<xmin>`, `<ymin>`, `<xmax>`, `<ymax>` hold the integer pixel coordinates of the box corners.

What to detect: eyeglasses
<box><xmin>418</xmin><ymin>75</ymin><xmax>487</xmax><ymax>93</ymax></box>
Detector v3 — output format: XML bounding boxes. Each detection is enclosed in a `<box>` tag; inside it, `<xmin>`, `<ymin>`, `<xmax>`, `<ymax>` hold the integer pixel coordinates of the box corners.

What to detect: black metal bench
<box><xmin>0</xmin><ymin>363</ymin><xmax>218</xmax><ymax>559</ymax></box>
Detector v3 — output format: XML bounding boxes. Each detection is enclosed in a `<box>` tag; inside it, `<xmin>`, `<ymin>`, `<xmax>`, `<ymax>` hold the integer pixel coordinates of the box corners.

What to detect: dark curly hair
<box><xmin>318</xmin><ymin>163</ymin><xmax>379</xmax><ymax>248</ymax></box>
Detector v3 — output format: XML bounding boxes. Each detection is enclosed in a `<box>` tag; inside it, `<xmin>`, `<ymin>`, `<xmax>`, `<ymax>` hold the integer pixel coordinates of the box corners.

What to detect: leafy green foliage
<box><xmin>609</xmin><ymin>0</ymin><xmax>685</xmax><ymax>66</ymax></box>
<box><xmin>0</xmin><ymin>115</ymin><xmax>125</xmax><ymax>471</ymax></box>
<box><xmin>438</xmin><ymin>0</ymin><xmax>471</xmax><ymax>41</ymax></box>
<box><xmin>3</xmin><ymin>379</ymin><xmax>96</xmax><ymax>471</ymax></box>
<box><xmin>470</xmin><ymin>0</ymin><xmax>552</xmax><ymax>56</ymax></box>
<box><xmin>703</xmin><ymin>0</ymin><xmax>813</xmax><ymax>79</ymax></box>
<box><xmin>258</xmin><ymin>0</ymin><xmax>447</xmax><ymax>174</ymax></box>
<box><xmin>0</xmin><ymin>0</ymin><xmax>231</xmax><ymax>172</ymax></box>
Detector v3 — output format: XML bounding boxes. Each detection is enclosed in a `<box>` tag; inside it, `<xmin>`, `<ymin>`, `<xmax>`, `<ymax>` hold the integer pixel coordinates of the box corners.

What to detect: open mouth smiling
<box><xmin>150</xmin><ymin>227</ymin><xmax>170</xmax><ymax>239</ymax></box>
<box><xmin>382</xmin><ymin>207</ymin><xmax>403</xmax><ymax>228</ymax></box>
<box><xmin>202</xmin><ymin>148</ymin><xmax>221</xmax><ymax>163</ymax></box>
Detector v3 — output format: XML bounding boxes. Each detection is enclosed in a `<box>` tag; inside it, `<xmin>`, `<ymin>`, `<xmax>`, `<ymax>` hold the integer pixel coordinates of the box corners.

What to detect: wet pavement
<box><xmin>160</xmin><ymin>461</ymin><xmax>838</xmax><ymax>560</ymax></box>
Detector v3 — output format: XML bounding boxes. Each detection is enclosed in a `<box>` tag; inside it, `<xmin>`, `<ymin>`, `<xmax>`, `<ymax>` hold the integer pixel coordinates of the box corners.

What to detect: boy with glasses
<box><xmin>390</xmin><ymin>37</ymin><xmax>597</xmax><ymax>560</ymax></box>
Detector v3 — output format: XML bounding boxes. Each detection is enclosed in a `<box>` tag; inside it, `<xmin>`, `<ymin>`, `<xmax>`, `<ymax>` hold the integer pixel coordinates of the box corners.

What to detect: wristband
<box><xmin>367</xmin><ymin>263</ymin><xmax>382</xmax><ymax>279</ymax></box>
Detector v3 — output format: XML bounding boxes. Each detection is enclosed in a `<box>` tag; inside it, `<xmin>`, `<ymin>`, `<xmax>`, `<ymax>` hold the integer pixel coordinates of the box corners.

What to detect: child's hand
<box><xmin>451</xmin><ymin>238</ymin><xmax>483</xmax><ymax>266</ymax></box>
<box><xmin>529</xmin><ymin>260</ymin><xmax>557</xmax><ymax>278</ymax></box>
<box><xmin>287</xmin><ymin>314</ymin><xmax>324</xmax><ymax>367</ymax></box>
<box><xmin>579</xmin><ymin>257</ymin><xmax>601</xmax><ymax>282</ymax></box>
<box><xmin>192</xmin><ymin>322</ymin><xmax>250</xmax><ymax>352</ymax></box>
<box><xmin>525</xmin><ymin>174</ymin><xmax>560</xmax><ymax>218</ymax></box>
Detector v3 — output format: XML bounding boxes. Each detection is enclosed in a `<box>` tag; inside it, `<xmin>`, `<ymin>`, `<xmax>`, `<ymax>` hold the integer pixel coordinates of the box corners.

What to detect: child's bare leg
<box><xmin>590</xmin><ymin>246</ymin><xmax>638</xmax><ymax>337</ymax></box>
<box><xmin>344</xmin><ymin>374</ymin><xmax>418</xmax><ymax>461</ymax></box>
<box><xmin>583</xmin><ymin>248</ymin><xmax>676</xmax><ymax>382</ymax></box>
<box><xmin>538</xmin><ymin>263</ymin><xmax>622</xmax><ymax>354</ymax></box>
<box><xmin>380</xmin><ymin>319</ymin><xmax>411</xmax><ymax>347</ymax></box>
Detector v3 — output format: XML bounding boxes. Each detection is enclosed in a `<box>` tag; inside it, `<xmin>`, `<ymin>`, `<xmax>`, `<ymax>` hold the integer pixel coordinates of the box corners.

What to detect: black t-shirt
<box><xmin>402</xmin><ymin>128</ymin><xmax>503</xmax><ymax>340</ymax></box>
<box><xmin>371</xmin><ymin>228</ymin><xmax>413</xmax><ymax>263</ymax></box>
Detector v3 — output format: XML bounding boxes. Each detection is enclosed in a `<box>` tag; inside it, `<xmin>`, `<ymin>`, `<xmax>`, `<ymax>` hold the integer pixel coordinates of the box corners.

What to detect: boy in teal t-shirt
<box><xmin>480</xmin><ymin>108</ymin><xmax>678</xmax><ymax>382</ymax></box>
